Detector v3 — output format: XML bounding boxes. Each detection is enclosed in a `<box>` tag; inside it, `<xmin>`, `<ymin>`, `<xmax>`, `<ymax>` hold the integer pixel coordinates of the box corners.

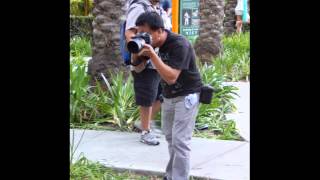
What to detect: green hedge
<box><xmin>70</xmin><ymin>16</ymin><xmax>93</xmax><ymax>39</ymax></box>
<box><xmin>70</xmin><ymin>0</ymin><xmax>94</xmax><ymax>16</ymax></box>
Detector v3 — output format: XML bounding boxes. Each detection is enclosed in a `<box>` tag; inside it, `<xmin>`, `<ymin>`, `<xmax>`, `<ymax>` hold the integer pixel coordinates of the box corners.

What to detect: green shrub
<box><xmin>70</xmin><ymin>0</ymin><xmax>94</xmax><ymax>16</ymax></box>
<box><xmin>70</xmin><ymin>16</ymin><xmax>93</xmax><ymax>39</ymax></box>
<box><xmin>213</xmin><ymin>32</ymin><xmax>250</xmax><ymax>81</ymax></box>
<box><xmin>70</xmin><ymin>56</ymin><xmax>138</xmax><ymax>130</ymax></box>
<box><xmin>70</xmin><ymin>56</ymin><xmax>94</xmax><ymax>124</ymax></box>
<box><xmin>196</xmin><ymin>62</ymin><xmax>240</xmax><ymax>140</ymax></box>
<box><xmin>96</xmin><ymin>72</ymin><xmax>139</xmax><ymax>130</ymax></box>
<box><xmin>70</xmin><ymin>155</ymin><xmax>162</xmax><ymax>180</ymax></box>
<box><xmin>70</xmin><ymin>36</ymin><xmax>92</xmax><ymax>57</ymax></box>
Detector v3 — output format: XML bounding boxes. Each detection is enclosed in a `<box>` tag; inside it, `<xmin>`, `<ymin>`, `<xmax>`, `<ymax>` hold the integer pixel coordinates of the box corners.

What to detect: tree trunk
<box><xmin>88</xmin><ymin>0</ymin><xmax>129</xmax><ymax>87</ymax></box>
<box><xmin>194</xmin><ymin>0</ymin><xmax>225</xmax><ymax>64</ymax></box>
<box><xmin>223</xmin><ymin>0</ymin><xmax>237</xmax><ymax>35</ymax></box>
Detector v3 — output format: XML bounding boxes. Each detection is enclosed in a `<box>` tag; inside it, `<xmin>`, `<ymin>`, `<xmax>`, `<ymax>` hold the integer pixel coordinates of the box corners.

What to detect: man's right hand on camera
<box><xmin>131</xmin><ymin>60</ymin><xmax>148</xmax><ymax>73</ymax></box>
<box><xmin>131</xmin><ymin>53</ymin><xmax>148</xmax><ymax>73</ymax></box>
<box><xmin>131</xmin><ymin>53</ymin><xmax>148</xmax><ymax>65</ymax></box>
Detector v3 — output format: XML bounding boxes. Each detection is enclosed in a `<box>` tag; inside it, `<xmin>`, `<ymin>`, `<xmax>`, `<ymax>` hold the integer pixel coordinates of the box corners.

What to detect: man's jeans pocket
<box><xmin>184</xmin><ymin>93</ymin><xmax>198</xmax><ymax>109</ymax></box>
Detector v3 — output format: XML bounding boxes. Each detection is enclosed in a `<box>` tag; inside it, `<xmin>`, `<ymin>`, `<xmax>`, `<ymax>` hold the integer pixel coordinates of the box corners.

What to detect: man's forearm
<box><xmin>150</xmin><ymin>53</ymin><xmax>180</xmax><ymax>85</ymax></box>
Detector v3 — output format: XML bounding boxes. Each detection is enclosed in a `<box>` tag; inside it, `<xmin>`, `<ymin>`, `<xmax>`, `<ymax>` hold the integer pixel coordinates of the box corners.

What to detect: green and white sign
<box><xmin>179</xmin><ymin>0</ymin><xmax>199</xmax><ymax>44</ymax></box>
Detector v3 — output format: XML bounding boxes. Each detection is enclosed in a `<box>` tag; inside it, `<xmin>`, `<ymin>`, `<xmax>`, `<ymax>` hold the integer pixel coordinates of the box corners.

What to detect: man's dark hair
<box><xmin>135</xmin><ymin>11</ymin><xmax>164</xmax><ymax>31</ymax></box>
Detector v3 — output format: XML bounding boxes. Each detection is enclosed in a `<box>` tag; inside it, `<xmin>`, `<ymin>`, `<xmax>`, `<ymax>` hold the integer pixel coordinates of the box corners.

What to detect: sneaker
<box><xmin>140</xmin><ymin>131</ymin><xmax>160</xmax><ymax>145</ymax></box>
<box><xmin>149</xmin><ymin>129</ymin><xmax>162</xmax><ymax>138</ymax></box>
<box><xmin>134</xmin><ymin>120</ymin><xmax>163</xmax><ymax>138</ymax></box>
<box><xmin>140</xmin><ymin>129</ymin><xmax>160</xmax><ymax>139</ymax></box>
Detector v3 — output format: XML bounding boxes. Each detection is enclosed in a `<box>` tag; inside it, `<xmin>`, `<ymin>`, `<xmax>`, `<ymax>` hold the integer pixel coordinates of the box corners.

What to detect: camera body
<box><xmin>127</xmin><ymin>32</ymin><xmax>152</xmax><ymax>53</ymax></box>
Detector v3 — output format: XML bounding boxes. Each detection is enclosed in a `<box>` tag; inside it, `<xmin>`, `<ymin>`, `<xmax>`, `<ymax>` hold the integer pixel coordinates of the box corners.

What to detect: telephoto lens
<box><xmin>127</xmin><ymin>32</ymin><xmax>152</xmax><ymax>53</ymax></box>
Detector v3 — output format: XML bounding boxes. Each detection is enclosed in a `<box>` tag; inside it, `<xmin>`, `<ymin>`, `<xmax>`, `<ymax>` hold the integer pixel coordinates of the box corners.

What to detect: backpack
<box><xmin>120</xmin><ymin>0</ymin><xmax>149</xmax><ymax>65</ymax></box>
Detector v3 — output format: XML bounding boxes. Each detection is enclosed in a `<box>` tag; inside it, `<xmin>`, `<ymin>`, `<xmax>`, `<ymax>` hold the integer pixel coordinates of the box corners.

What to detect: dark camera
<box><xmin>127</xmin><ymin>32</ymin><xmax>152</xmax><ymax>53</ymax></box>
<box><xmin>199</xmin><ymin>85</ymin><xmax>215</xmax><ymax>104</ymax></box>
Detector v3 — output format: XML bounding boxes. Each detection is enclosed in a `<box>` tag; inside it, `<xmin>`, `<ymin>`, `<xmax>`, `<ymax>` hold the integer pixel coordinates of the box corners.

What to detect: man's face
<box><xmin>137</xmin><ymin>24</ymin><xmax>161</xmax><ymax>48</ymax></box>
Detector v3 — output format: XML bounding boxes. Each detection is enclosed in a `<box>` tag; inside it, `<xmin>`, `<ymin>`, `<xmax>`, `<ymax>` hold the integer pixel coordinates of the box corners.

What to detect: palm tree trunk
<box><xmin>223</xmin><ymin>0</ymin><xmax>237</xmax><ymax>35</ymax></box>
<box><xmin>88</xmin><ymin>0</ymin><xmax>129</xmax><ymax>86</ymax></box>
<box><xmin>194</xmin><ymin>0</ymin><xmax>225</xmax><ymax>64</ymax></box>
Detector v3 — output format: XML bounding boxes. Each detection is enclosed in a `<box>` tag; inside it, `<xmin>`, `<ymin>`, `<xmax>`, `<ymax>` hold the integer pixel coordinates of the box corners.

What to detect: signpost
<box><xmin>179</xmin><ymin>0</ymin><xmax>199</xmax><ymax>43</ymax></box>
<box><xmin>172</xmin><ymin>0</ymin><xmax>200</xmax><ymax>43</ymax></box>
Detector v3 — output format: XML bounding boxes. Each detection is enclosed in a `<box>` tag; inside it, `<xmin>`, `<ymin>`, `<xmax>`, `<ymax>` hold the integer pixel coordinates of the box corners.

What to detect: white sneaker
<box><xmin>140</xmin><ymin>131</ymin><xmax>160</xmax><ymax>145</ymax></box>
<box><xmin>134</xmin><ymin>120</ymin><xmax>162</xmax><ymax>138</ymax></box>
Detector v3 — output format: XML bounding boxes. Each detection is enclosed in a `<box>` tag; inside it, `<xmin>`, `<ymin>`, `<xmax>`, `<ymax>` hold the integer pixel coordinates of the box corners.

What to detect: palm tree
<box><xmin>194</xmin><ymin>0</ymin><xmax>225</xmax><ymax>64</ymax></box>
<box><xmin>88</xmin><ymin>0</ymin><xmax>129</xmax><ymax>86</ymax></box>
<box><xmin>223</xmin><ymin>0</ymin><xmax>237</xmax><ymax>35</ymax></box>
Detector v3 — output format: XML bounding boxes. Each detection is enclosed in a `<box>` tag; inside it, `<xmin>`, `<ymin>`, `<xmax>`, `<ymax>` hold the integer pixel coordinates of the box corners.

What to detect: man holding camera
<box><xmin>125</xmin><ymin>0</ymin><xmax>171</xmax><ymax>145</ymax></box>
<box><xmin>133</xmin><ymin>11</ymin><xmax>203</xmax><ymax>180</ymax></box>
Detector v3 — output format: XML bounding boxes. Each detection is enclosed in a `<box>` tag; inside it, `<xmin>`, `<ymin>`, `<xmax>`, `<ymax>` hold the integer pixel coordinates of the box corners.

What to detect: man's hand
<box><xmin>131</xmin><ymin>53</ymin><xmax>148</xmax><ymax>64</ymax></box>
<box><xmin>138</xmin><ymin>44</ymin><xmax>157</xmax><ymax>59</ymax></box>
<box><xmin>131</xmin><ymin>53</ymin><xmax>148</xmax><ymax>73</ymax></box>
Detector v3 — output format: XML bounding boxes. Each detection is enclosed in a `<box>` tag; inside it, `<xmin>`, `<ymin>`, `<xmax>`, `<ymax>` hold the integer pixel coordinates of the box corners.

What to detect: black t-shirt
<box><xmin>158</xmin><ymin>30</ymin><xmax>202</xmax><ymax>98</ymax></box>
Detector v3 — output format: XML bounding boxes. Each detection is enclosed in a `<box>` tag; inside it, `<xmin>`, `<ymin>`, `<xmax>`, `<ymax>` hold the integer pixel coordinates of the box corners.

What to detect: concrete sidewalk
<box><xmin>70</xmin><ymin>129</ymin><xmax>249</xmax><ymax>180</ymax></box>
<box><xmin>224</xmin><ymin>82</ymin><xmax>250</xmax><ymax>141</ymax></box>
